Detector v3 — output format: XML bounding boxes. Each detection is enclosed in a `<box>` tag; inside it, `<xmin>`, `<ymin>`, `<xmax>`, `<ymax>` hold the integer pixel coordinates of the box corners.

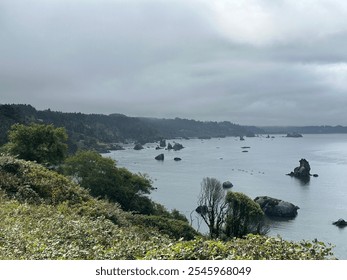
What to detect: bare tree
<box><xmin>196</xmin><ymin>177</ymin><xmax>228</xmax><ymax>238</ymax></box>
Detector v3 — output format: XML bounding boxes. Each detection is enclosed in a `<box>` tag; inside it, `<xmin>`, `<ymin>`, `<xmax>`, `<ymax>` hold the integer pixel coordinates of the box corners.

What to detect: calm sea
<box><xmin>105</xmin><ymin>134</ymin><xmax>347</xmax><ymax>259</ymax></box>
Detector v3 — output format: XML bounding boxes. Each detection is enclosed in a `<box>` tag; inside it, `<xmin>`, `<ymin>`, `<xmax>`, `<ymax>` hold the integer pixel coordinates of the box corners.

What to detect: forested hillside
<box><xmin>0</xmin><ymin>104</ymin><xmax>257</xmax><ymax>152</ymax></box>
<box><xmin>140</xmin><ymin>117</ymin><xmax>256</xmax><ymax>139</ymax></box>
<box><xmin>0</xmin><ymin>104</ymin><xmax>160</xmax><ymax>152</ymax></box>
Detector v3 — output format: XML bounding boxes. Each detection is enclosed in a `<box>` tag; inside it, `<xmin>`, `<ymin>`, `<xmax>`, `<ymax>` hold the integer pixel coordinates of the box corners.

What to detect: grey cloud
<box><xmin>1</xmin><ymin>0</ymin><xmax>347</xmax><ymax>125</ymax></box>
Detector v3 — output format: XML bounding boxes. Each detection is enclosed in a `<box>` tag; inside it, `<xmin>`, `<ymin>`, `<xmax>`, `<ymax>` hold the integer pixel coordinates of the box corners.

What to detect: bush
<box><xmin>0</xmin><ymin>155</ymin><xmax>89</xmax><ymax>205</ymax></box>
<box><xmin>224</xmin><ymin>192</ymin><xmax>268</xmax><ymax>238</ymax></box>
<box><xmin>129</xmin><ymin>215</ymin><xmax>200</xmax><ymax>241</ymax></box>
<box><xmin>62</xmin><ymin>151</ymin><xmax>156</xmax><ymax>214</ymax></box>
<box><xmin>0</xmin><ymin>194</ymin><xmax>172</xmax><ymax>260</ymax></box>
<box><xmin>0</xmin><ymin>155</ymin><xmax>135</xmax><ymax>227</ymax></box>
<box><xmin>144</xmin><ymin>235</ymin><xmax>335</xmax><ymax>260</ymax></box>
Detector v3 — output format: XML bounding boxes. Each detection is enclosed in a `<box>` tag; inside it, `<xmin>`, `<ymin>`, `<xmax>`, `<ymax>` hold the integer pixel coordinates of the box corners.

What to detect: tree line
<box><xmin>0</xmin><ymin>104</ymin><xmax>258</xmax><ymax>153</ymax></box>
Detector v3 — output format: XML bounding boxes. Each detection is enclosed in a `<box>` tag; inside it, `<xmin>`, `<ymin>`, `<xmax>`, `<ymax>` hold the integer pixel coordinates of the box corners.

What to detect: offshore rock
<box><xmin>108</xmin><ymin>144</ymin><xmax>125</xmax><ymax>151</ymax></box>
<box><xmin>254</xmin><ymin>196</ymin><xmax>299</xmax><ymax>218</ymax></box>
<box><xmin>287</xmin><ymin>158</ymin><xmax>311</xmax><ymax>180</ymax></box>
<box><xmin>155</xmin><ymin>153</ymin><xmax>164</xmax><ymax>161</ymax></box>
<box><xmin>159</xmin><ymin>139</ymin><xmax>166</xmax><ymax>148</ymax></box>
<box><xmin>173</xmin><ymin>143</ymin><xmax>184</xmax><ymax>151</ymax></box>
<box><xmin>133</xmin><ymin>143</ymin><xmax>144</xmax><ymax>150</ymax></box>
<box><xmin>332</xmin><ymin>219</ymin><xmax>347</xmax><ymax>227</ymax></box>
<box><xmin>222</xmin><ymin>181</ymin><xmax>233</xmax><ymax>189</ymax></box>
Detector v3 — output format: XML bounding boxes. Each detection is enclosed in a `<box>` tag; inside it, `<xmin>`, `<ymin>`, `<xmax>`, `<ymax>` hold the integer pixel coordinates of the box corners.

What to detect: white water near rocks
<box><xmin>105</xmin><ymin>134</ymin><xmax>347</xmax><ymax>259</ymax></box>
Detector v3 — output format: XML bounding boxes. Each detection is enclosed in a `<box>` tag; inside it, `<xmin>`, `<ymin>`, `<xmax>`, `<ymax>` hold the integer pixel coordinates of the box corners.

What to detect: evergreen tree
<box><xmin>5</xmin><ymin>123</ymin><xmax>68</xmax><ymax>165</ymax></box>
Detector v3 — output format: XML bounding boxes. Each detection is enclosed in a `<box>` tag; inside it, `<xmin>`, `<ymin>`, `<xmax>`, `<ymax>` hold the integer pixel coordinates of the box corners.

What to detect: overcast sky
<box><xmin>1</xmin><ymin>0</ymin><xmax>347</xmax><ymax>126</ymax></box>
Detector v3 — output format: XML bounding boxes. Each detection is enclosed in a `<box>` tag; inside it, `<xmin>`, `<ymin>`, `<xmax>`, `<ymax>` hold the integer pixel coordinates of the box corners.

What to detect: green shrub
<box><xmin>5</xmin><ymin>123</ymin><xmax>68</xmax><ymax>165</ymax></box>
<box><xmin>130</xmin><ymin>215</ymin><xmax>199</xmax><ymax>241</ymax></box>
<box><xmin>0</xmin><ymin>155</ymin><xmax>130</xmax><ymax>227</ymax></box>
<box><xmin>0</xmin><ymin>195</ymin><xmax>172</xmax><ymax>259</ymax></box>
<box><xmin>144</xmin><ymin>235</ymin><xmax>335</xmax><ymax>260</ymax></box>
<box><xmin>0</xmin><ymin>155</ymin><xmax>89</xmax><ymax>205</ymax></box>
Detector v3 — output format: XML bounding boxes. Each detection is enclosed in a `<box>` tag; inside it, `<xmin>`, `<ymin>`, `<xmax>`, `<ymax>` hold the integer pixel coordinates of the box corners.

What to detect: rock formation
<box><xmin>155</xmin><ymin>153</ymin><xmax>164</xmax><ymax>161</ymax></box>
<box><xmin>254</xmin><ymin>196</ymin><xmax>299</xmax><ymax>218</ymax></box>
<box><xmin>287</xmin><ymin>158</ymin><xmax>311</xmax><ymax>180</ymax></box>
<box><xmin>159</xmin><ymin>139</ymin><xmax>166</xmax><ymax>148</ymax></box>
<box><xmin>133</xmin><ymin>143</ymin><xmax>144</xmax><ymax>150</ymax></box>
<box><xmin>110</xmin><ymin>144</ymin><xmax>125</xmax><ymax>150</ymax></box>
<box><xmin>222</xmin><ymin>181</ymin><xmax>233</xmax><ymax>189</ymax></box>
<box><xmin>173</xmin><ymin>143</ymin><xmax>184</xmax><ymax>151</ymax></box>
<box><xmin>332</xmin><ymin>219</ymin><xmax>347</xmax><ymax>227</ymax></box>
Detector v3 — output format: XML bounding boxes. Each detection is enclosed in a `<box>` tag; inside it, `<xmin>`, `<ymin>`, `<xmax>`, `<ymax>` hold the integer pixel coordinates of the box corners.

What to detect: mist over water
<box><xmin>106</xmin><ymin>134</ymin><xmax>347</xmax><ymax>259</ymax></box>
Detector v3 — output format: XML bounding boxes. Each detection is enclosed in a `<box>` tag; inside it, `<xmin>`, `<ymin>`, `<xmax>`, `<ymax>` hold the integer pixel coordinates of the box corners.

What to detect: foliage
<box><xmin>196</xmin><ymin>178</ymin><xmax>269</xmax><ymax>240</ymax></box>
<box><xmin>223</xmin><ymin>192</ymin><xmax>268</xmax><ymax>238</ymax></box>
<box><xmin>196</xmin><ymin>177</ymin><xmax>228</xmax><ymax>238</ymax></box>
<box><xmin>0</xmin><ymin>155</ymin><xmax>129</xmax><ymax>226</ymax></box>
<box><xmin>0</xmin><ymin>155</ymin><xmax>337</xmax><ymax>260</ymax></box>
<box><xmin>129</xmin><ymin>215</ymin><xmax>199</xmax><ymax>241</ymax></box>
<box><xmin>0</xmin><ymin>155</ymin><xmax>89</xmax><ymax>205</ymax></box>
<box><xmin>5</xmin><ymin>123</ymin><xmax>68</xmax><ymax>165</ymax></box>
<box><xmin>144</xmin><ymin>235</ymin><xmax>335</xmax><ymax>260</ymax></box>
<box><xmin>62</xmin><ymin>150</ymin><xmax>157</xmax><ymax>214</ymax></box>
<box><xmin>0</xmin><ymin>194</ymin><xmax>172</xmax><ymax>260</ymax></box>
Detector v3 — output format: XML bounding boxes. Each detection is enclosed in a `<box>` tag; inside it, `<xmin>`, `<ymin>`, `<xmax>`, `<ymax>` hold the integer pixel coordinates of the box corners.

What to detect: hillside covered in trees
<box><xmin>0</xmin><ymin>104</ymin><xmax>259</xmax><ymax>152</ymax></box>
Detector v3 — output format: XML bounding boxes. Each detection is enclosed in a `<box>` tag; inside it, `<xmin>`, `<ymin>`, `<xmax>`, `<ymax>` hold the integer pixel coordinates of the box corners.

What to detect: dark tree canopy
<box><xmin>224</xmin><ymin>192</ymin><xmax>268</xmax><ymax>238</ymax></box>
<box><xmin>5</xmin><ymin>123</ymin><xmax>68</xmax><ymax>165</ymax></box>
<box><xmin>62</xmin><ymin>150</ymin><xmax>156</xmax><ymax>214</ymax></box>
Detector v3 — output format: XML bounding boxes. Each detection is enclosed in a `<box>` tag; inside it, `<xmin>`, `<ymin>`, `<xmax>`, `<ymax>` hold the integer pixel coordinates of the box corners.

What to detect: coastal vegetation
<box><xmin>0</xmin><ymin>120</ymin><xmax>336</xmax><ymax>260</ymax></box>
<box><xmin>196</xmin><ymin>177</ymin><xmax>268</xmax><ymax>239</ymax></box>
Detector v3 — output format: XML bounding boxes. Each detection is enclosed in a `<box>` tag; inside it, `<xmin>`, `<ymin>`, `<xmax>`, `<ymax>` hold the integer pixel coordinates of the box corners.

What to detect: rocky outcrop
<box><xmin>159</xmin><ymin>139</ymin><xmax>166</xmax><ymax>148</ymax></box>
<box><xmin>254</xmin><ymin>196</ymin><xmax>299</xmax><ymax>218</ymax></box>
<box><xmin>222</xmin><ymin>181</ymin><xmax>233</xmax><ymax>189</ymax></box>
<box><xmin>110</xmin><ymin>144</ymin><xmax>125</xmax><ymax>151</ymax></box>
<box><xmin>133</xmin><ymin>143</ymin><xmax>144</xmax><ymax>150</ymax></box>
<box><xmin>155</xmin><ymin>153</ymin><xmax>164</xmax><ymax>161</ymax></box>
<box><xmin>332</xmin><ymin>219</ymin><xmax>347</xmax><ymax>227</ymax></box>
<box><xmin>173</xmin><ymin>143</ymin><xmax>184</xmax><ymax>151</ymax></box>
<box><xmin>166</xmin><ymin>142</ymin><xmax>184</xmax><ymax>151</ymax></box>
<box><xmin>286</xmin><ymin>132</ymin><xmax>303</xmax><ymax>138</ymax></box>
<box><xmin>287</xmin><ymin>158</ymin><xmax>311</xmax><ymax>180</ymax></box>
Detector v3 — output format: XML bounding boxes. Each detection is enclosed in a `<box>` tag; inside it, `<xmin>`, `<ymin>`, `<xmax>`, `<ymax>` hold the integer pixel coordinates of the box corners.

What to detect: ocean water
<box><xmin>105</xmin><ymin>134</ymin><xmax>347</xmax><ymax>259</ymax></box>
